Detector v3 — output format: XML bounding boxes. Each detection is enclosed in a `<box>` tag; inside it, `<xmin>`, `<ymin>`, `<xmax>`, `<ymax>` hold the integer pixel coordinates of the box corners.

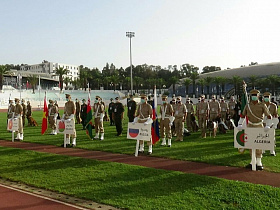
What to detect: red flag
<box><xmin>41</xmin><ymin>94</ymin><xmax>48</xmax><ymax>134</ymax></box>
<box><xmin>152</xmin><ymin>86</ymin><xmax>160</xmax><ymax>144</ymax></box>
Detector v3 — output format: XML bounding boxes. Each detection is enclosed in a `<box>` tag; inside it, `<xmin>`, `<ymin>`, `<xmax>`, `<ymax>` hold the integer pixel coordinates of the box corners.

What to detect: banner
<box><xmin>56</xmin><ymin>119</ymin><xmax>75</xmax><ymax>134</ymax></box>
<box><xmin>234</xmin><ymin>127</ymin><xmax>274</xmax><ymax>150</ymax></box>
<box><xmin>7</xmin><ymin>118</ymin><xmax>19</xmax><ymax>132</ymax></box>
<box><xmin>127</xmin><ymin>122</ymin><xmax>151</xmax><ymax>141</ymax></box>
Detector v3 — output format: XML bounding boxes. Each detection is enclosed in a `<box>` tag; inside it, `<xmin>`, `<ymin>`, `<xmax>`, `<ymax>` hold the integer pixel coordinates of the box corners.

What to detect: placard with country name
<box><xmin>7</xmin><ymin>118</ymin><xmax>19</xmax><ymax>132</ymax></box>
<box><xmin>56</xmin><ymin>119</ymin><xmax>75</xmax><ymax>134</ymax></box>
<box><xmin>234</xmin><ymin>127</ymin><xmax>274</xmax><ymax>150</ymax></box>
<box><xmin>127</xmin><ymin>122</ymin><xmax>151</xmax><ymax>141</ymax></box>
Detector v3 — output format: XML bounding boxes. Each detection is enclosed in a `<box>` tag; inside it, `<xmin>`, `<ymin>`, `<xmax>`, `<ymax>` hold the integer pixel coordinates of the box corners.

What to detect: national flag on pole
<box><xmin>152</xmin><ymin>86</ymin><xmax>160</xmax><ymax>144</ymax></box>
<box><xmin>86</xmin><ymin>92</ymin><xmax>94</xmax><ymax>139</ymax></box>
<box><xmin>41</xmin><ymin>93</ymin><xmax>48</xmax><ymax>135</ymax></box>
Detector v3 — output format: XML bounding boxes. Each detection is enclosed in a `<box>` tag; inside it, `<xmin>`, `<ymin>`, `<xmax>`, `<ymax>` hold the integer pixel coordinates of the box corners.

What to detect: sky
<box><xmin>1</xmin><ymin>0</ymin><xmax>280</xmax><ymax>72</ymax></box>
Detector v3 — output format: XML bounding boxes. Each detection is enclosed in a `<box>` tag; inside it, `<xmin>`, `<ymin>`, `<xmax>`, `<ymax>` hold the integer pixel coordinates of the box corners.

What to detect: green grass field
<box><xmin>1</xmin><ymin>109</ymin><xmax>280</xmax><ymax>209</ymax></box>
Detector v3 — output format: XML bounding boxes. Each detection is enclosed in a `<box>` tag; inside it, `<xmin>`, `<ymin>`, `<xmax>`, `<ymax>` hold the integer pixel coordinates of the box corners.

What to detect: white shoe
<box><xmin>148</xmin><ymin>145</ymin><xmax>152</xmax><ymax>155</ymax></box>
<box><xmin>270</xmin><ymin>150</ymin><xmax>276</xmax><ymax>156</ymax></box>
<box><xmin>168</xmin><ymin>139</ymin><xmax>172</xmax><ymax>147</ymax></box>
<box><xmin>161</xmin><ymin>138</ymin><xmax>166</xmax><ymax>146</ymax></box>
<box><xmin>19</xmin><ymin>133</ymin><xmax>23</xmax><ymax>141</ymax></box>
<box><xmin>53</xmin><ymin>130</ymin><xmax>57</xmax><ymax>135</ymax></box>
<box><xmin>16</xmin><ymin>133</ymin><xmax>20</xmax><ymax>139</ymax></box>
<box><xmin>94</xmin><ymin>133</ymin><xmax>99</xmax><ymax>139</ymax></box>
<box><xmin>139</xmin><ymin>144</ymin><xmax>144</xmax><ymax>153</ymax></box>
<box><xmin>100</xmin><ymin>133</ymin><xmax>104</xmax><ymax>141</ymax></box>
<box><xmin>72</xmin><ymin>138</ymin><xmax>76</xmax><ymax>147</ymax></box>
<box><xmin>66</xmin><ymin>138</ymin><xmax>70</xmax><ymax>145</ymax></box>
<box><xmin>50</xmin><ymin>130</ymin><xmax>54</xmax><ymax>135</ymax></box>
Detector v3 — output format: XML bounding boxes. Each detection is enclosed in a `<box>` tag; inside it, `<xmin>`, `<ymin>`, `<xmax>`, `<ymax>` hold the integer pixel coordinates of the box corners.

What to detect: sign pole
<box><xmin>64</xmin><ymin>134</ymin><xmax>66</xmax><ymax>148</ymax></box>
<box><xmin>135</xmin><ymin>139</ymin><xmax>139</xmax><ymax>157</ymax></box>
<box><xmin>12</xmin><ymin>131</ymin><xmax>14</xmax><ymax>142</ymax></box>
<box><xmin>251</xmin><ymin>149</ymin><xmax>256</xmax><ymax>171</ymax></box>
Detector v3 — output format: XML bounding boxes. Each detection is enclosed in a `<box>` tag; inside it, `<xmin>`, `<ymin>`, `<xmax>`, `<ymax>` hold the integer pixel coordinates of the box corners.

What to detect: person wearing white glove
<box><xmin>49</xmin><ymin>100</ymin><xmax>58</xmax><ymax>135</ymax></box>
<box><xmin>14</xmin><ymin>98</ymin><xmax>24</xmax><ymax>140</ymax></box>
<box><xmin>159</xmin><ymin>95</ymin><xmax>174</xmax><ymax>147</ymax></box>
<box><xmin>92</xmin><ymin>96</ymin><xmax>105</xmax><ymax>140</ymax></box>
<box><xmin>263</xmin><ymin>92</ymin><xmax>278</xmax><ymax>156</ymax></box>
<box><xmin>135</xmin><ymin>94</ymin><xmax>153</xmax><ymax>154</ymax></box>
<box><xmin>62</xmin><ymin>94</ymin><xmax>77</xmax><ymax>147</ymax></box>
<box><xmin>242</xmin><ymin>89</ymin><xmax>272</xmax><ymax>170</ymax></box>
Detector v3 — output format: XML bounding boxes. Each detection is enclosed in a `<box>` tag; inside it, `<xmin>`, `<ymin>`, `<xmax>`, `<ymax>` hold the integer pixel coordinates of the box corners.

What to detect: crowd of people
<box><xmin>6</xmin><ymin>90</ymin><xmax>278</xmax><ymax>170</ymax></box>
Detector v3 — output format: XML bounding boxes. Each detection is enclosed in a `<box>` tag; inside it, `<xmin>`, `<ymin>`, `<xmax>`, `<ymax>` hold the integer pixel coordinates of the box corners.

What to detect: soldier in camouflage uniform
<box><xmin>93</xmin><ymin>96</ymin><xmax>105</xmax><ymax>140</ymax></box>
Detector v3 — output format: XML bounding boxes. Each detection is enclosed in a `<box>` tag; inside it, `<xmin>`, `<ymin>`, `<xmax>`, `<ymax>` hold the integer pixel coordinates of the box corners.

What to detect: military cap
<box><xmin>115</xmin><ymin>97</ymin><xmax>119</xmax><ymax>100</ymax></box>
<box><xmin>95</xmin><ymin>96</ymin><xmax>100</xmax><ymax>99</ymax></box>
<box><xmin>9</xmin><ymin>99</ymin><xmax>13</xmax><ymax>103</ymax></box>
<box><xmin>177</xmin><ymin>96</ymin><xmax>182</xmax><ymax>100</ymax></box>
<box><xmin>161</xmin><ymin>95</ymin><xmax>168</xmax><ymax>99</ymax></box>
<box><xmin>263</xmin><ymin>92</ymin><xmax>271</xmax><ymax>97</ymax></box>
<box><xmin>221</xmin><ymin>96</ymin><xmax>224</xmax><ymax>100</ymax></box>
<box><xmin>65</xmin><ymin>94</ymin><xmax>71</xmax><ymax>98</ymax></box>
<box><xmin>129</xmin><ymin>95</ymin><xmax>134</xmax><ymax>98</ymax></box>
<box><xmin>250</xmin><ymin>89</ymin><xmax>260</xmax><ymax>95</ymax></box>
<box><xmin>186</xmin><ymin>98</ymin><xmax>190</xmax><ymax>101</ymax></box>
<box><xmin>201</xmin><ymin>94</ymin><xmax>205</xmax><ymax>99</ymax></box>
<box><xmin>140</xmin><ymin>94</ymin><xmax>147</xmax><ymax>98</ymax></box>
<box><xmin>49</xmin><ymin>99</ymin><xmax>54</xmax><ymax>103</ymax></box>
<box><xmin>15</xmin><ymin>98</ymin><xmax>19</xmax><ymax>102</ymax></box>
<box><xmin>82</xmin><ymin>99</ymin><xmax>86</xmax><ymax>102</ymax></box>
<box><xmin>27</xmin><ymin>101</ymin><xmax>30</xmax><ymax>103</ymax></box>
<box><xmin>49</xmin><ymin>99</ymin><xmax>52</xmax><ymax>102</ymax></box>
<box><xmin>110</xmin><ymin>98</ymin><xmax>113</xmax><ymax>101</ymax></box>
<box><xmin>21</xmin><ymin>99</ymin><xmax>25</xmax><ymax>102</ymax></box>
<box><xmin>212</xmin><ymin>95</ymin><xmax>216</xmax><ymax>99</ymax></box>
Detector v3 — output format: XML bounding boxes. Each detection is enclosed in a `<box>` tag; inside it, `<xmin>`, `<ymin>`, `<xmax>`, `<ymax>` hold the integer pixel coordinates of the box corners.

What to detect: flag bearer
<box><xmin>93</xmin><ymin>96</ymin><xmax>105</xmax><ymax>140</ymax></box>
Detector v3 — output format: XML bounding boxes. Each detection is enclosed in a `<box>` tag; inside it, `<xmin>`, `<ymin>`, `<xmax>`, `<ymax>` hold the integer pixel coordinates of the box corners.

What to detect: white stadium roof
<box><xmin>198</xmin><ymin>62</ymin><xmax>280</xmax><ymax>79</ymax></box>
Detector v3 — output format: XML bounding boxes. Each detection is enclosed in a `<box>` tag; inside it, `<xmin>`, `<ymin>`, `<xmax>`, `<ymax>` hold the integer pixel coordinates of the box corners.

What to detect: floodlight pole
<box><xmin>126</xmin><ymin>32</ymin><xmax>135</xmax><ymax>95</ymax></box>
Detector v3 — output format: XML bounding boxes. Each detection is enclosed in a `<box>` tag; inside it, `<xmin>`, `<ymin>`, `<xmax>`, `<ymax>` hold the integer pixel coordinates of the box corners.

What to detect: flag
<box><xmin>41</xmin><ymin>93</ymin><xmax>48</xmax><ymax>135</ymax></box>
<box><xmin>152</xmin><ymin>86</ymin><xmax>160</xmax><ymax>144</ymax></box>
<box><xmin>86</xmin><ymin>92</ymin><xmax>94</xmax><ymax>139</ymax></box>
<box><xmin>240</xmin><ymin>81</ymin><xmax>248</xmax><ymax>126</ymax></box>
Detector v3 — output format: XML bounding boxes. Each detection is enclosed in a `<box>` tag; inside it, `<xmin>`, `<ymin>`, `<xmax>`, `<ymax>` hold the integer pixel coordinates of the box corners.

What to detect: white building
<box><xmin>20</xmin><ymin>60</ymin><xmax>80</xmax><ymax>81</ymax></box>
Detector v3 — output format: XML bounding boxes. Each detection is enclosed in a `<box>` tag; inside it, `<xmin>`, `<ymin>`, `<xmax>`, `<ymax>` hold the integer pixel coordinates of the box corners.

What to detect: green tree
<box><xmin>266</xmin><ymin>75</ymin><xmax>279</xmax><ymax>95</ymax></box>
<box><xmin>213</xmin><ymin>77</ymin><xmax>223</xmax><ymax>96</ymax></box>
<box><xmin>190</xmin><ymin>72</ymin><xmax>199</xmax><ymax>96</ymax></box>
<box><xmin>183</xmin><ymin>78</ymin><xmax>192</xmax><ymax>96</ymax></box>
<box><xmin>54</xmin><ymin>67</ymin><xmax>69</xmax><ymax>92</ymax></box>
<box><xmin>0</xmin><ymin>65</ymin><xmax>9</xmax><ymax>90</ymax></box>
<box><xmin>64</xmin><ymin>77</ymin><xmax>72</xmax><ymax>90</ymax></box>
<box><xmin>204</xmin><ymin>77</ymin><xmax>213</xmax><ymax>96</ymax></box>
<box><xmin>198</xmin><ymin>78</ymin><xmax>206</xmax><ymax>95</ymax></box>
<box><xmin>170</xmin><ymin>76</ymin><xmax>179</xmax><ymax>95</ymax></box>
<box><xmin>230</xmin><ymin>76</ymin><xmax>242</xmax><ymax>96</ymax></box>
<box><xmin>110</xmin><ymin>75</ymin><xmax>119</xmax><ymax>91</ymax></box>
<box><xmin>248</xmin><ymin>75</ymin><xmax>258</xmax><ymax>90</ymax></box>
<box><xmin>27</xmin><ymin>75</ymin><xmax>38</xmax><ymax>94</ymax></box>
<box><xmin>219</xmin><ymin>77</ymin><xmax>227</xmax><ymax>96</ymax></box>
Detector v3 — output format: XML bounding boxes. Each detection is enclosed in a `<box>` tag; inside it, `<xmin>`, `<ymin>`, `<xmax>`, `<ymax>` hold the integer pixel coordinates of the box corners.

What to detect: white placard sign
<box><xmin>56</xmin><ymin>119</ymin><xmax>75</xmax><ymax>134</ymax></box>
<box><xmin>127</xmin><ymin>122</ymin><xmax>151</xmax><ymax>141</ymax></box>
<box><xmin>234</xmin><ymin>127</ymin><xmax>274</xmax><ymax>150</ymax></box>
<box><xmin>7</xmin><ymin>118</ymin><xmax>19</xmax><ymax>132</ymax></box>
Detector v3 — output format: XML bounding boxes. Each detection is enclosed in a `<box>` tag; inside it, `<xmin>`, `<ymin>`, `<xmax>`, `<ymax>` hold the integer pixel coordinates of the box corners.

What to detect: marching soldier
<box><xmin>112</xmin><ymin>97</ymin><xmax>125</xmax><ymax>136</ymax></box>
<box><xmin>160</xmin><ymin>95</ymin><xmax>174</xmax><ymax>147</ymax></box>
<box><xmin>49</xmin><ymin>100</ymin><xmax>58</xmax><ymax>135</ymax></box>
<box><xmin>108</xmin><ymin>98</ymin><xmax>115</xmax><ymax>125</ymax></box>
<box><xmin>62</xmin><ymin>94</ymin><xmax>76</xmax><ymax>147</ymax></box>
<box><xmin>7</xmin><ymin>99</ymin><xmax>15</xmax><ymax>122</ymax></box>
<box><xmin>54</xmin><ymin>100</ymin><xmax>60</xmax><ymax>119</ymax></box>
<box><xmin>80</xmin><ymin>99</ymin><xmax>87</xmax><ymax>130</ymax></box>
<box><xmin>185</xmin><ymin>98</ymin><xmax>194</xmax><ymax>132</ymax></box>
<box><xmin>75</xmin><ymin>99</ymin><xmax>81</xmax><ymax>124</ymax></box>
<box><xmin>14</xmin><ymin>98</ymin><xmax>24</xmax><ymax>140</ymax></box>
<box><xmin>93</xmin><ymin>96</ymin><xmax>105</xmax><ymax>140</ymax></box>
<box><xmin>228</xmin><ymin>96</ymin><xmax>236</xmax><ymax>119</ymax></box>
<box><xmin>26</xmin><ymin>101</ymin><xmax>32</xmax><ymax>126</ymax></box>
<box><xmin>197</xmin><ymin>95</ymin><xmax>209</xmax><ymax>138</ymax></box>
<box><xmin>48</xmin><ymin>99</ymin><xmax>53</xmax><ymax>124</ymax></box>
<box><xmin>263</xmin><ymin>92</ymin><xmax>278</xmax><ymax>156</ymax></box>
<box><xmin>170</xmin><ymin>97</ymin><xmax>176</xmax><ymax>136</ymax></box>
<box><xmin>209</xmin><ymin>95</ymin><xmax>220</xmax><ymax>121</ymax></box>
<box><xmin>21</xmin><ymin>99</ymin><xmax>27</xmax><ymax>127</ymax></box>
<box><xmin>174</xmin><ymin>96</ymin><xmax>187</xmax><ymax>141</ymax></box>
<box><xmin>147</xmin><ymin>95</ymin><xmax>154</xmax><ymax>106</ymax></box>
<box><xmin>220</xmin><ymin>96</ymin><xmax>229</xmax><ymax>122</ymax></box>
<box><xmin>133</xmin><ymin>94</ymin><xmax>153</xmax><ymax>154</ymax></box>
<box><xmin>127</xmin><ymin>95</ymin><xmax>136</xmax><ymax>122</ymax></box>
<box><xmin>238</xmin><ymin>89</ymin><xmax>272</xmax><ymax>170</ymax></box>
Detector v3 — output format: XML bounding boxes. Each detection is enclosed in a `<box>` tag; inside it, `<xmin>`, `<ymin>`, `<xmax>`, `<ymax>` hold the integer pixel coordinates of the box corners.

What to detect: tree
<box><xmin>247</xmin><ymin>75</ymin><xmax>258</xmax><ymax>90</ymax></box>
<box><xmin>0</xmin><ymin>65</ymin><xmax>9</xmax><ymax>90</ymax></box>
<box><xmin>201</xmin><ymin>66</ymin><xmax>221</xmax><ymax>74</ymax></box>
<box><xmin>219</xmin><ymin>77</ymin><xmax>227</xmax><ymax>96</ymax></box>
<box><xmin>198</xmin><ymin>78</ymin><xmax>206</xmax><ymax>95</ymax></box>
<box><xmin>213</xmin><ymin>77</ymin><xmax>223</xmax><ymax>96</ymax></box>
<box><xmin>229</xmin><ymin>76</ymin><xmax>242</xmax><ymax>96</ymax></box>
<box><xmin>110</xmin><ymin>75</ymin><xmax>119</xmax><ymax>91</ymax></box>
<box><xmin>190</xmin><ymin>72</ymin><xmax>199</xmax><ymax>95</ymax></box>
<box><xmin>169</xmin><ymin>76</ymin><xmax>179</xmax><ymax>95</ymax></box>
<box><xmin>204</xmin><ymin>77</ymin><xmax>213</xmax><ymax>96</ymax></box>
<box><xmin>183</xmin><ymin>78</ymin><xmax>192</xmax><ymax>96</ymax></box>
<box><xmin>64</xmin><ymin>77</ymin><xmax>72</xmax><ymax>90</ymax></box>
<box><xmin>27</xmin><ymin>75</ymin><xmax>38</xmax><ymax>94</ymax></box>
<box><xmin>54</xmin><ymin>67</ymin><xmax>69</xmax><ymax>92</ymax></box>
<box><xmin>266</xmin><ymin>75</ymin><xmax>279</xmax><ymax>95</ymax></box>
